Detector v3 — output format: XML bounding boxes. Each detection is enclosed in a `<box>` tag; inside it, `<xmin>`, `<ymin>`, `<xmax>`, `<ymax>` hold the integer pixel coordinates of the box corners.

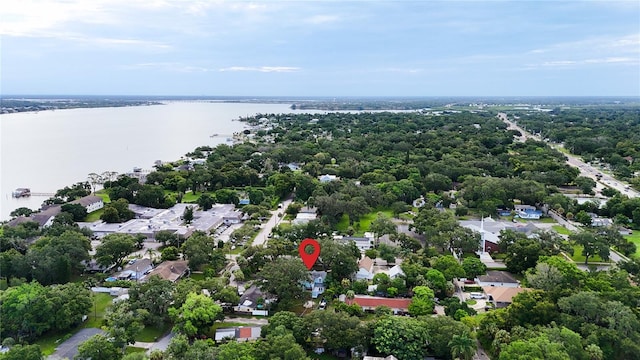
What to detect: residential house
<box><xmin>348</xmin><ymin>295</ymin><xmax>411</xmax><ymax>315</ymax></box>
<box><xmin>30</xmin><ymin>205</ymin><xmax>62</xmax><ymax>227</ymax></box>
<box><xmin>483</xmin><ymin>286</ymin><xmax>529</xmax><ymax>308</ymax></box>
<box><xmin>356</xmin><ymin>256</ymin><xmax>375</xmax><ymax>281</ymax></box>
<box><xmin>476</xmin><ymin>271</ymin><xmax>519</xmax><ymax>288</ymax></box>
<box><xmin>293</xmin><ymin>212</ymin><xmax>317</xmax><ymax>225</ymax></box>
<box><xmin>514</xmin><ymin>204</ymin><xmax>542</xmax><ymax>220</ymax></box>
<box><xmin>302</xmin><ymin>271</ymin><xmax>327</xmax><ymax>299</ymax></box>
<box><xmin>71</xmin><ymin>195</ymin><xmax>104</xmax><ymax>213</ymax></box>
<box><xmin>589</xmin><ymin>213</ymin><xmax>613</xmax><ymax>227</ymax></box>
<box><xmin>235</xmin><ymin>285</ymin><xmax>271</xmax><ymax>315</ymax></box>
<box><xmin>386</xmin><ymin>265</ymin><xmax>405</xmax><ymax>279</ymax></box>
<box><xmin>364</xmin><ymin>356</ymin><xmax>399</xmax><ymax>360</ymax></box>
<box><xmin>215</xmin><ymin>326</ymin><xmax>261</xmax><ymax>342</ymax></box>
<box><xmin>145</xmin><ymin>260</ymin><xmax>189</xmax><ymax>282</ymax></box>
<box><xmin>318</xmin><ymin>174</ymin><xmax>339</xmax><ymax>183</ymax></box>
<box><xmin>336</xmin><ymin>233</ymin><xmax>374</xmax><ymax>252</ymax></box>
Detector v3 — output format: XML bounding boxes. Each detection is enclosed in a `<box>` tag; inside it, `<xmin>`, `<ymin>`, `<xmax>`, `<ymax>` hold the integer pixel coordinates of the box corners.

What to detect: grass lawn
<box><xmin>84</xmin><ymin>209</ymin><xmax>104</xmax><ymax>222</ymax></box>
<box><xmin>125</xmin><ymin>346</ymin><xmax>148</xmax><ymax>354</ymax></box>
<box><xmin>135</xmin><ymin>324</ymin><xmax>172</xmax><ymax>342</ymax></box>
<box><xmin>36</xmin><ymin>293</ymin><xmax>113</xmax><ymax>355</ymax></box>
<box><xmin>210</xmin><ymin>322</ymin><xmax>252</xmax><ymax>331</ymax></box>
<box><xmin>625</xmin><ymin>232</ymin><xmax>640</xmax><ymax>257</ymax></box>
<box><xmin>537</xmin><ymin>217</ymin><xmax>557</xmax><ymax>224</ymax></box>
<box><xmin>552</xmin><ymin>225</ymin><xmax>572</xmax><ymax>235</ymax></box>
<box><xmin>189</xmin><ymin>272</ymin><xmax>206</xmax><ymax>281</ymax></box>
<box><xmin>570</xmin><ymin>245</ymin><xmax>605</xmax><ymax>264</ymax></box>
<box><xmin>83</xmin><ymin>293</ymin><xmax>113</xmax><ymax>329</ymax></box>
<box><xmin>95</xmin><ymin>190</ymin><xmax>111</xmax><ymax>203</ymax></box>
<box><xmin>336</xmin><ymin>209</ymin><xmax>395</xmax><ymax>235</ymax></box>
<box><xmin>164</xmin><ymin>190</ymin><xmax>216</xmax><ymax>203</ymax></box>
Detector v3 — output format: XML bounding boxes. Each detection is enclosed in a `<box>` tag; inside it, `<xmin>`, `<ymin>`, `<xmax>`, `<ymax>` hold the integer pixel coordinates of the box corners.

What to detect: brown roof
<box><xmin>482</xmin><ymin>286</ymin><xmax>529</xmax><ymax>303</ymax></box>
<box><xmin>147</xmin><ymin>260</ymin><xmax>189</xmax><ymax>282</ymax></box>
<box><xmin>359</xmin><ymin>256</ymin><xmax>374</xmax><ymax>272</ymax></box>
<box><xmin>238</xmin><ymin>327</ymin><xmax>252</xmax><ymax>339</ymax></box>
<box><xmin>71</xmin><ymin>195</ymin><xmax>103</xmax><ymax>207</ymax></box>
<box><xmin>350</xmin><ymin>296</ymin><xmax>411</xmax><ymax>310</ymax></box>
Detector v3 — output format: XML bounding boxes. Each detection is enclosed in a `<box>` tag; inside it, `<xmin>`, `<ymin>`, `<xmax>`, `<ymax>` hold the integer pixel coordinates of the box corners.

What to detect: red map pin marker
<box><xmin>299</xmin><ymin>238</ymin><xmax>321</xmax><ymax>270</ymax></box>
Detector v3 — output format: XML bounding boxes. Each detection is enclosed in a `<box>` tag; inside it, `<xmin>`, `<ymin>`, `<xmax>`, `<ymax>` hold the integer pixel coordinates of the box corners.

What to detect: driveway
<box><xmin>48</xmin><ymin>328</ymin><xmax>104</xmax><ymax>360</ymax></box>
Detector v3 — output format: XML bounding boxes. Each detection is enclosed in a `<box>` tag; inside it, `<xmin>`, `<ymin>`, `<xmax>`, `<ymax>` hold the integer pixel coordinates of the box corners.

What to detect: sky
<box><xmin>1</xmin><ymin>0</ymin><xmax>639</xmax><ymax>96</ymax></box>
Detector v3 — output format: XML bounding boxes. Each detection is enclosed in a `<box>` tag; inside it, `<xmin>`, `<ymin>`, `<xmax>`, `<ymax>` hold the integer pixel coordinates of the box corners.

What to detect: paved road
<box><xmin>252</xmin><ymin>198</ymin><xmax>293</xmax><ymax>247</ymax></box>
<box><xmin>499</xmin><ymin>113</ymin><xmax>638</xmax><ymax>199</ymax></box>
<box><xmin>48</xmin><ymin>328</ymin><xmax>104</xmax><ymax>360</ymax></box>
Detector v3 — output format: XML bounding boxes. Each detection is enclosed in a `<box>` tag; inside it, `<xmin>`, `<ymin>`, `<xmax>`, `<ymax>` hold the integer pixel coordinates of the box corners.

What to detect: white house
<box><xmin>318</xmin><ymin>174</ymin><xmax>339</xmax><ymax>183</ymax></box>
<box><xmin>355</xmin><ymin>256</ymin><xmax>374</xmax><ymax>281</ymax></box>
<box><xmin>71</xmin><ymin>195</ymin><xmax>104</xmax><ymax>213</ymax></box>
<box><xmin>386</xmin><ymin>265</ymin><xmax>405</xmax><ymax>279</ymax></box>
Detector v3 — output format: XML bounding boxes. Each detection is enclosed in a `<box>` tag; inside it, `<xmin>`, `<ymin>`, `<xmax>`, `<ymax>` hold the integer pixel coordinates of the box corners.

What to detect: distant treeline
<box><xmin>0</xmin><ymin>97</ymin><xmax>162</xmax><ymax>114</ymax></box>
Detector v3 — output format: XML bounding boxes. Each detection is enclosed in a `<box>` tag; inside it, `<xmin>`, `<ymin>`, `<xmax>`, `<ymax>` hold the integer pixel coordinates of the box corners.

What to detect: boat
<box><xmin>210</xmin><ymin>133</ymin><xmax>219</xmax><ymax>137</ymax></box>
<box><xmin>12</xmin><ymin>188</ymin><xmax>31</xmax><ymax>197</ymax></box>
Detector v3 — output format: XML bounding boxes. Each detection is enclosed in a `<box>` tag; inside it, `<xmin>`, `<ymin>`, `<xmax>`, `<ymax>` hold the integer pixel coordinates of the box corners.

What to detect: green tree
<box><xmin>462</xmin><ymin>257</ymin><xmax>487</xmax><ymax>279</ymax></box>
<box><xmin>95</xmin><ymin>233</ymin><xmax>137</xmax><ymax>267</ymax></box>
<box><xmin>432</xmin><ymin>255</ymin><xmax>466</xmax><ymax>281</ymax></box>
<box><xmin>74</xmin><ymin>334</ymin><xmax>120</xmax><ymax>360</ymax></box>
<box><xmin>575</xmin><ymin>210</ymin><xmax>593</xmax><ymax>226</ymax></box>
<box><xmin>449</xmin><ymin>333</ymin><xmax>476</xmax><ymax>360</ymax></box>
<box><xmin>104</xmin><ymin>301</ymin><xmax>145</xmax><ymax>350</ymax></box>
<box><xmin>0</xmin><ymin>344</ymin><xmax>43</xmax><ymax>360</ymax></box>
<box><xmin>161</xmin><ymin>246</ymin><xmax>180</xmax><ymax>261</ymax></box>
<box><xmin>181</xmin><ymin>232</ymin><xmax>225</xmax><ymax>271</ymax></box>
<box><xmin>61</xmin><ymin>203</ymin><xmax>88</xmax><ymax>221</ymax></box>
<box><xmin>260</xmin><ymin>311</ymin><xmax>306</xmax><ymax>344</ymax></box>
<box><xmin>504</xmin><ymin>239</ymin><xmax>542</xmax><ymax>274</ymax></box>
<box><xmin>197</xmin><ymin>193</ymin><xmax>215</xmax><ymax>210</ymax></box>
<box><xmin>46</xmin><ymin>283</ymin><xmax>92</xmax><ymax>332</ymax></box>
<box><xmin>304</xmin><ymin>310</ymin><xmax>367</xmax><ymax>351</ymax></box>
<box><xmin>9</xmin><ymin>207</ymin><xmax>34</xmax><ymax>218</ymax></box>
<box><xmin>408</xmin><ymin>285</ymin><xmax>435</xmax><ymax>316</ymax></box>
<box><xmin>257</xmin><ymin>257</ymin><xmax>309</xmax><ymax>307</ymax></box>
<box><xmin>255</xmin><ymin>328</ymin><xmax>309</xmax><ymax>360</ymax></box>
<box><xmin>372</xmin><ymin>317</ymin><xmax>428</xmax><ymax>360</ymax></box>
<box><xmin>370</xmin><ymin>213</ymin><xmax>397</xmax><ymax>246</ymax></box>
<box><xmin>182</xmin><ymin>206</ymin><xmax>194</xmax><ymax>224</ymax></box>
<box><xmin>570</xmin><ymin>231</ymin><xmax>611</xmax><ymax>265</ymax></box>
<box><xmin>169</xmin><ymin>292</ymin><xmax>223</xmax><ymax>337</ymax></box>
<box><xmin>317</xmin><ymin>239</ymin><xmax>359</xmax><ymax>281</ymax></box>
<box><xmin>128</xmin><ymin>275</ymin><xmax>175</xmax><ymax>327</ymax></box>
<box><xmin>216</xmin><ymin>340</ymin><xmax>256</xmax><ymax>360</ymax></box>
<box><xmin>425</xmin><ymin>269</ymin><xmax>447</xmax><ymax>297</ymax></box>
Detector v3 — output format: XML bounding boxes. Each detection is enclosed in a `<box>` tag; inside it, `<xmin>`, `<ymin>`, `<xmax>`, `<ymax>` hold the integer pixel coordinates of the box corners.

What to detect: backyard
<box><xmin>625</xmin><ymin>232</ymin><xmax>640</xmax><ymax>257</ymax></box>
<box><xmin>36</xmin><ymin>293</ymin><xmax>113</xmax><ymax>355</ymax></box>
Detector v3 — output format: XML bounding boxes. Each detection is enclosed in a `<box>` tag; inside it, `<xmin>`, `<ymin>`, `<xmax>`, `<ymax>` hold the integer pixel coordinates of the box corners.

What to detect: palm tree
<box><xmin>346</xmin><ymin>290</ymin><xmax>355</xmax><ymax>305</ymax></box>
<box><xmin>145</xmin><ymin>248</ymin><xmax>158</xmax><ymax>264</ymax></box>
<box><xmin>449</xmin><ymin>333</ymin><xmax>476</xmax><ymax>360</ymax></box>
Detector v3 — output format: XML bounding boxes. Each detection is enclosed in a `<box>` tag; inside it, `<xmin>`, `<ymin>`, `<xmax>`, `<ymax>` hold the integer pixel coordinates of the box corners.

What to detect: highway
<box><xmin>499</xmin><ymin>113</ymin><xmax>638</xmax><ymax>199</ymax></box>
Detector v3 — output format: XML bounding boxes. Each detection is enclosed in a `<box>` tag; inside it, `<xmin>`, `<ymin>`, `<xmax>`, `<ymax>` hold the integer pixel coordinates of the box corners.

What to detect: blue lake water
<box><xmin>0</xmin><ymin>102</ymin><xmax>295</xmax><ymax>220</ymax></box>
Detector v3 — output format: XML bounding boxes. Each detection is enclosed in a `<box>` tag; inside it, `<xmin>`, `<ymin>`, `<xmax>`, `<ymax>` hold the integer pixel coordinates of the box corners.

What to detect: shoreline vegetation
<box><xmin>2</xmin><ymin>95</ymin><xmax>639</xmax><ymax>114</ymax></box>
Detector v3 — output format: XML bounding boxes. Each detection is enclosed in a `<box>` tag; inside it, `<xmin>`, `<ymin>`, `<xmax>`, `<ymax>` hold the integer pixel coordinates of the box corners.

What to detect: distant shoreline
<box><xmin>2</xmin><ymin>95</ymin><xmax>639</xmax><ymax>114</ymax></box>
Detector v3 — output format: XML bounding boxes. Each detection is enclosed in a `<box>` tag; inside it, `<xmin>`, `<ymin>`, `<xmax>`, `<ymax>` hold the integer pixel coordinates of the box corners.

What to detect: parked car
<box><xmin>470</xmin><ymin>292</ymin><xmax>485</xmax><ymax>299</ymax></box>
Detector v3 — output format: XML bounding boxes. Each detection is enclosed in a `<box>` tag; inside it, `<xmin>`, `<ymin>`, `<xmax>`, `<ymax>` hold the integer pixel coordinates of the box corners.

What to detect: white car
<box><xmin>470</xmin><ymin>292</ymin><xmax>485</xmax><ymax>299</ymax></box>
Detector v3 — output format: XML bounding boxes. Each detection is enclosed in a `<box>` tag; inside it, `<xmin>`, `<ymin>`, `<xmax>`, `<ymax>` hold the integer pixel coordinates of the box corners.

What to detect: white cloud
<box><xmin>218</xmin><ymin>66</ymin><xmax>300</xmax><ymax>73</ymax></box>
<box><xmin>123</xmin><ymin>62</ymin><xmax>211</xmax><ymax>72</ymax></box>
